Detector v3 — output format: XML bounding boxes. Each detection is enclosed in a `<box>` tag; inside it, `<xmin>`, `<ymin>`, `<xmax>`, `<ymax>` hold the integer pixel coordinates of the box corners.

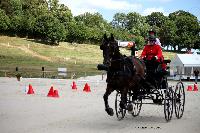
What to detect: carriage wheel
<box><xmin>131</xmin><ymin>97</ymin><xmax>142</xmax><ymax>117</ymax></box>
<box><xmin>115</xmin><ymin>92</ymin><xmax>126</xmax><ymax>120</ymax></box>
<box><xmin>174</xmin><ymin>81</ymin><xmax>185</xmax><ymax>119</ymax></box>
<box><xmin>164</xmin><ymin>86</ymin><xmax>173</xmax><ymax>122</ymax></box>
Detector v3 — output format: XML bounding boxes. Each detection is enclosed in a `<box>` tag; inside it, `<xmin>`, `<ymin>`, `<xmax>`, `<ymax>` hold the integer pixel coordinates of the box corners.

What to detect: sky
<box><xmin>59</xmin><ymin>0</ymin><xmax>200</xmax><ymax>22</ymax></box>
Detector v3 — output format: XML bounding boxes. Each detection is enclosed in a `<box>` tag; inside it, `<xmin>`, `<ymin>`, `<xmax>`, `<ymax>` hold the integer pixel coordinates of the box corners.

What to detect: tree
<box><xmin>75</xmin><ymin>12</ymin><xmax>105</xmax><ymax>28</ymax></box>
<box><xmin>169</xmin><ymin>10</ymin><xmax>200</xmax><ymax>50</ymax></box>
<box><xmin>35</xmin><ymin>14</ymin><xmax>66</xmax><ymax>44</ymax></box>
<box><xmin>21</xmin><ymin>0</ymin><xmax>49</xmax><ymax>37</ymax></box>
<box><xmin>126</xmin><ymin>12</ymin><xmax>150</xmax><ymax>37</ymax></box>
<box><xmin>146</xmin><ymin>12</ymin><xmax>167</xmax><ymax>28</ymax></box>
<box><xmin>48</xmin><ymin>0</ymin><xmax>73</xmax><ymax>23</ymax></box>
<box><xmin>112</xmin><ymin>13</ymin><xmax>127</xmax><ymax>30</ymax></box>
<box><xmin>20</xmin><ymin>13</ymin><xmax>36</xmax><ymax>37</ymax></box>
<box><xmin>134</xmin><ymin>36</ymin><xmax>146</xmax><ymax>49</ymax></box>
<box><xmin>194</xmin><ymin>35</ymin><xmax>200</xmax><ymax>49</ymax></box>
<box><xmin>9</xmin><ymin>14</ymin><xmax>23</xmax><ymax>34</ymax></box>
<box><xmin>0</xmin><ymin>9</ymin><xmax>10</xmax><ymax>32</ymax></box>
<box><xmin>66</xmin><ymin>21</ymin><xmax>89</xmax><ymax>43</ymax></box>
<box><xmin>21</xmin><ymin>0</ymin><xmax>48</xmax><ymax>17</ymax></box>
<box><xmin>55</xmin><ymin>4</ymin><xmax>73</xmax><ymax>24</ymax></box>
<box><xmin>0</xmin><ymin>0</ymin><xmax>24</xmax><ymax>15</ymax></box>
<box><xmin>48</xmin><ymin>1</ymin><xmax>73</xmax><ymax>41</ymax></box>
<box><xmin>160</xmin><ymin>20</ymin><xmax>177</xmax><ymax>49</ymax></box>
<box><xmin>0</xmin><ymin>0</ymin><xmax>12</xmax><ymax>15</ymax></box>
<box><xmin>74</xmin><ymin>12</ymin><xmax>108</xmax><ymax>44</ymax></box>
<box><xmin>0</xmin><ymin>0</ymin><xmax>23</xmax><ymax>35</ymax></box>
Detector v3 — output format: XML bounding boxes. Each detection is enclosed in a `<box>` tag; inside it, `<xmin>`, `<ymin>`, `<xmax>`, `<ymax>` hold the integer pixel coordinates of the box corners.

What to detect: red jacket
<box><xmin>141</xmin><ymin>44</ymin><xmax>163</xmax><ymax>62</ymax></box>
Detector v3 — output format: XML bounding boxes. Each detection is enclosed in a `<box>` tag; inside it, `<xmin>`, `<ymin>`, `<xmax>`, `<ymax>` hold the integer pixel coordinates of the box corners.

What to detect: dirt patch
<box><xmin>0</xmin><ymin>43</ymin><xmax>53</xmax><ymax>62</ymax></box>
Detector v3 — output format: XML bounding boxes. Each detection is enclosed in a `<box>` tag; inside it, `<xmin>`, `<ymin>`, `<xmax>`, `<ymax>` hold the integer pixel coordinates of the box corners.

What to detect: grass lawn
<box><xmin>0</xmin><ymin>35</ymin><xmax>176</xmax><ymax>78</ymax></box>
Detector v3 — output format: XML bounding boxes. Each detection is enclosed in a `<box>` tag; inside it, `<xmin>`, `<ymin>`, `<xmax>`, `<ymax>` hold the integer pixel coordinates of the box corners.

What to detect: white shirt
<box><xmin>155</xmin><ymin>38</ymin><xmax>161</xmax><ymax>46</ymax></box>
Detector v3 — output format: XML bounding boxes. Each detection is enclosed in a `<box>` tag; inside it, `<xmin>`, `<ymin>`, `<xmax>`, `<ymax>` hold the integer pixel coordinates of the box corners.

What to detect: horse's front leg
<box><xmin>103</xmin><ymin>84</ymin><xmax>114</xmax><ymax>116</ymax></box>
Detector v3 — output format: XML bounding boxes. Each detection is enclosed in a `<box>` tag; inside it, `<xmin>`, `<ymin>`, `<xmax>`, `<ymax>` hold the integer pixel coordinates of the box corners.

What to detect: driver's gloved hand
<box><xmin>140</xmin><ymin>57</ymin><xmax>146</xmax><ymax>63</ymax></box>
<box><xmin>151</xmin><ymin>56</ymin><xmax>157</xmax><ymax>61</ymax></box>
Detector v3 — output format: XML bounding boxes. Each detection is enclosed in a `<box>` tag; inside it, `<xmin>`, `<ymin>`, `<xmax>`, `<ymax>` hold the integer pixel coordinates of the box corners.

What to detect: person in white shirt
<box><xmin>149</xmin><ymin>29</ymin><xmax>162</xmax><ymax>47</ymax></box>
<box><xmin>155</xmin><ymin>38</ymin><xmax>161</xmax><ymax>47</ymax></box>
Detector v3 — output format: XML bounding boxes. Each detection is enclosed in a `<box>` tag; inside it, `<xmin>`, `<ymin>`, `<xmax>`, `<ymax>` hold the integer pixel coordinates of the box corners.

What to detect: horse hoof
<box><xmin>105</xmin><ymin>108</ymin><xmax>114</xmax><ymax>116</ymax></box>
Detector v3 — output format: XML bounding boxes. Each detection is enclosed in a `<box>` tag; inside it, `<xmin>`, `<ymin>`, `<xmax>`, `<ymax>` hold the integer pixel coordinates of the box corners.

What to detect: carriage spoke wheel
<box><xmin>174</xmin><ymin>81</ymin><xmax>185</xmax><ymax>119</ymax></box>
<box><xmin>164</xmin><ymin>87</ymin><xmax>173</xmax><ymax>122</ymax></box>
<box><xmin>115</xmin><ymin>92</ymin><xmax>126</xmax><ymax>120</ymax></box>
<box><xmin>129</xmin><ymin>95</ymin><xmax>142</xmax><ymax>117</ymax></box>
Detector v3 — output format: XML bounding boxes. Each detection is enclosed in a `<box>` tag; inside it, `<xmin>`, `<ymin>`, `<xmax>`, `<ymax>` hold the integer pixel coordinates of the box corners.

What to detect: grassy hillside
<box><xmin>0</xmin><ymin>36</ymin><xmax>175</xmax><ymax>78</ymax></box>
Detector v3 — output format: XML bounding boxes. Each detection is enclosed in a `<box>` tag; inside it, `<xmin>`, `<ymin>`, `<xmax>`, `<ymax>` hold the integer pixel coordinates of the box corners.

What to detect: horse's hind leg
<box><xmin>120</xmin><ymin>87</ymin><xmax>128</xmax><ymax>109</ymax></box>
<box><xmin>103</xmin><ymin>84</ymin><xmax>114</xmax><ymax>116</ymax></box>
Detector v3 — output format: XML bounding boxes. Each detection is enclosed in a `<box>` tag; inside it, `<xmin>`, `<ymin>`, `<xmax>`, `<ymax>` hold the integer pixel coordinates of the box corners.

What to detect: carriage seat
<box><xmin>145</xmin><ymin>59</ymin><xmax>170</xmax><ymax>78</ymax></box>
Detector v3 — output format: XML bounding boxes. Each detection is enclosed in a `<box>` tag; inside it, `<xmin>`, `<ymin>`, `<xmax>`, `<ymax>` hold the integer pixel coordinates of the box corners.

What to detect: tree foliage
<box><xmin>126</xmin><ymin>12</ymin><xmax>150</xmax><ymax>37</ymax></box>
<box><xmin>0</xmin><ymin>1</ymin><xmax>199</xmax><ymax>49</ymax></box>
<box><xmin>35</xmin><ymin>13</ymin><xmax>66</xmax><ymax>44</ymax></box>
<box><xmin>112</xmin><ymin>13</ymin><xmax>127</xmax><ymax>30</ymax></box>
<box><xmin>146</xmin><ymin>12</ymin><xmax>167</xmax><ymax>28</ymax></box>
<box><xmin>160</xmin><ymin>20</ymin><xmax>177</xmax><ymax>48</ymax></box>
<box><xmin>0</xmin><ymin>9</ymin><xmax>10</xmax><ymax>31</ymax></box>
<box><xmin>169</xmin><ymin>10</ymin><xmax>200</xmax><ymax>50</ymax></box>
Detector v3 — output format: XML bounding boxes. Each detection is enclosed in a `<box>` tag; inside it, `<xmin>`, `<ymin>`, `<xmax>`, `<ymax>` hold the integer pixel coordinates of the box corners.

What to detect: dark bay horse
<box><xmin>99</xmin><ymin>34</ymin><xmax>146</xmax><ymax>116</ymax></box>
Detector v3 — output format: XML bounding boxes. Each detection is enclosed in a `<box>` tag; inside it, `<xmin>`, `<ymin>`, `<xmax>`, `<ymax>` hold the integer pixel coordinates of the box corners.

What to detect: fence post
<box><xmin>42</xmin><ymin>67</ymin><xmax>45</xmax><ymax>78</ymax></box>
<box><xmin>16</xmin><ymin>67</ymin><xmax>18</xmax><ymax>72</ymax></box>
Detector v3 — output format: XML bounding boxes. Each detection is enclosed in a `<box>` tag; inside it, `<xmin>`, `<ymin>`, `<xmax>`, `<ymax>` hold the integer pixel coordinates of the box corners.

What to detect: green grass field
<box><xmin>0</xmin><ymin>36</ymin><xmax>176</xmax><ymax>78</ymax></box>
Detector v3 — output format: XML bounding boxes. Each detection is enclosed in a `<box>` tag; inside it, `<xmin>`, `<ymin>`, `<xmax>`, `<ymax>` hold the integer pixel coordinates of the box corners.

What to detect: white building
<box><xmin>170</xmin><ymin>54</ymin><xmax>200</xmax><ymax>80</ymax></box>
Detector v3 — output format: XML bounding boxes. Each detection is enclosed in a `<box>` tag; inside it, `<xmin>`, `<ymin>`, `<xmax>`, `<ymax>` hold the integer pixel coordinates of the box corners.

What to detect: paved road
<box><xmin>0</xmin><ymin>76</ymin><xmax>199</xmax><ymax>133</ymax></box>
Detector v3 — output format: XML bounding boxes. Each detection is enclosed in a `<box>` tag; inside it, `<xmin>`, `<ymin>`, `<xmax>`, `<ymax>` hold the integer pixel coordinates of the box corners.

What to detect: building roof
<box><xmin>170</xmin><ymin>54</ymin><xmax>200</xmax><ymax>67</ymax></box>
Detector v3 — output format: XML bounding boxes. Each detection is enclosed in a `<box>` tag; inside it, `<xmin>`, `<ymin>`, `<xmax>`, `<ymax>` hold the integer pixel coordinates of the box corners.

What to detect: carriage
<box><xmin>98</xmin><ymin>34</ymin><xmax>185</xmax><ymax>122</ymax></box>
<box><xmin>114</xmin><ymin>59</ymin><xmax>185</xmax><ymax>121</ymax></box>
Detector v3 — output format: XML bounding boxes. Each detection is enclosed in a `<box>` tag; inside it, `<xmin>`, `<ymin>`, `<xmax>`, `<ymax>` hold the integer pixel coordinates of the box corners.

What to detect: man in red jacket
<box><xmin>141</xmin><ymin>35</ymin><xmax>163</xmax><ymax>62</ymax></box>
<box><xmin>140</xmin><ymin>36</ymin><xmax>167</xmax><ymax>101</ymax></box>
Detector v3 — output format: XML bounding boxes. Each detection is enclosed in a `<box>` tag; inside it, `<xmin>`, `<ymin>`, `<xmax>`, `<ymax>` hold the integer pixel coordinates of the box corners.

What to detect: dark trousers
<box><xmin>195</xmin><ymin>76</ymin><xmax>198</xmax><ymax>83</ymax></box>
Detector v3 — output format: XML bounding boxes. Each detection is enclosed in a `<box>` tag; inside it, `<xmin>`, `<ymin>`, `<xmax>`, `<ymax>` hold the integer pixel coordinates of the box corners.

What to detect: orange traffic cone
<box><xmin>53</xmin><ymin>90</ymin><xmax>59</xmax><ymax>98</ymax></box>
<box><xmin>71</xmin><ymin>81</ymin><xmax>77</xmax><ymax>90</ymax></box>
<box><xmin>193</xmin><ymin>84</ymin><xmax>198</xmax><ymax>91</ymax></box>
<box><xmin>187</xmin><ymin>85</ymin><xmax>193</xmax><ymax>91</ymax></box>
<box><xmin>27</xmin><ymin>84</ymin><xmax>34</xmax><ymax>94</ymax></box>
<box><xmin>83</xmin><ymin>83</ymin><xmax>91</xmax><ymax>92</ymax></box>
<box><xmin>47</xmin><ymin>86</ymin><xmax>54</xmax><ymax>97</ymax></box>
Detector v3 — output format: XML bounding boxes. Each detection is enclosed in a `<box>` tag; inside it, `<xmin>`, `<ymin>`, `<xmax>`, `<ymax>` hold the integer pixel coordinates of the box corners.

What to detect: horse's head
<box><xmin>100</xmin><ymin>33</ymin><xmax>122</xmax><ymax>67</ymax></box>
<box><xmin>106</xmin><ymin>34</ymin><xmax>123</xmax><ymax>71</ymax></box>
<box><xmin>108</xmin><ymin>40</ymin><xmax>120</xmax><ymax>59</ymax></box>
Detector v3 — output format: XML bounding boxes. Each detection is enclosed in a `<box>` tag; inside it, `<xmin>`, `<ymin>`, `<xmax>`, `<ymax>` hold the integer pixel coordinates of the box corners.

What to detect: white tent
<box><xmin>170</xmin><ymin>54</ymin><xmax>200</xmax><ymax>80</ymax></box>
